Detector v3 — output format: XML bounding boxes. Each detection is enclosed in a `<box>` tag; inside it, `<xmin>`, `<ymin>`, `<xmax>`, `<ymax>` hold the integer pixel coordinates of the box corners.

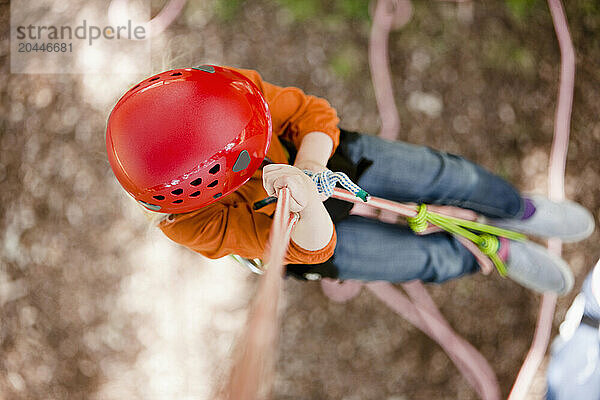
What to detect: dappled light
<box><xmin>1</xmin><ymin>1</ymin><xmax>599</xmax><ymax>399</ymax></box>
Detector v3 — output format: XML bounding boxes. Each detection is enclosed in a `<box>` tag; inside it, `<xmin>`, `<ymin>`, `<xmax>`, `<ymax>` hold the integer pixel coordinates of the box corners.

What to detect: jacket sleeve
<box><xmin>228</xmin><ymin>67</ymin><xmax>340</xmax><ymax>156</ymax></box>
<box><xmin>159</xmin><ymin>202</ymin><xmax>337</xmax><ymax>265</ymax></box>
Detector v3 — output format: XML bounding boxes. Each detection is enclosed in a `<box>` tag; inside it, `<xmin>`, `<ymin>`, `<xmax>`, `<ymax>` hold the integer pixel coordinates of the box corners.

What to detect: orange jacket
<box><xmin>159</xmin><ymin>67</ymin><xmax>340</xmax><ymax>264</ymax></box>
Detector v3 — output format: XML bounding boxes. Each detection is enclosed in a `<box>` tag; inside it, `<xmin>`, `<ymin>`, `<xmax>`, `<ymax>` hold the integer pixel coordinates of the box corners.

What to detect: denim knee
<box><xmin>340</xmin><ymin>133</ymin><xmax>523</xmax><ymax>218</ymax></box>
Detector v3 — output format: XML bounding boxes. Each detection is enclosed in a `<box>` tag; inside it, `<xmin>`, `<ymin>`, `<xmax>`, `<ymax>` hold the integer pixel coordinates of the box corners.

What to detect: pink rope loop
<box><xmin>508</xmin><ymin>1</ymin><xmax>575</xmax><ymax>399</ymax></box>
<box><xmin>369</xmin><ymin>0</ymin><xmax>403</xmax><ymax>140</ymax></box>
<box><xmin>108</xmin><ymin>0</ymin><xmax>187</xmax><ymax>38</ymax></box>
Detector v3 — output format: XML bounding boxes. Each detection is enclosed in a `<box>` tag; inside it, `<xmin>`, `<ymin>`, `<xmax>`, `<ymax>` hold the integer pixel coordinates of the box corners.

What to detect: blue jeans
<box><xmin>331</xmin><ymin>133</ymin><xmax>524</xmax><ymax>283</ymax></box>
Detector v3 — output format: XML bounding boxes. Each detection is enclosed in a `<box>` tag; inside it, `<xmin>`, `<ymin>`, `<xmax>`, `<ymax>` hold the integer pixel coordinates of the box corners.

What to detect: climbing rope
<box><xmin>219</xmin><ymin>187</ymin><xmax>297</xmax><ymax>399</ymax></box>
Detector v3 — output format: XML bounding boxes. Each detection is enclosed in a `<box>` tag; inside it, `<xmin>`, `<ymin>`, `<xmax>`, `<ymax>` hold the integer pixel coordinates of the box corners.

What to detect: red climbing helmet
<box><xmin>106</xmin><ymin>65</ymin><xmax>272</xmax><ymax>213</ymax></box>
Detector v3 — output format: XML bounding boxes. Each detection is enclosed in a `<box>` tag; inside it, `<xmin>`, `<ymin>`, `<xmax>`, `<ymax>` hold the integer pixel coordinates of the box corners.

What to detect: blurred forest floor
<box><xmin>1</xmin><ymin>0</ymin><xmax>599</xmax><ymax>399</ymax></box>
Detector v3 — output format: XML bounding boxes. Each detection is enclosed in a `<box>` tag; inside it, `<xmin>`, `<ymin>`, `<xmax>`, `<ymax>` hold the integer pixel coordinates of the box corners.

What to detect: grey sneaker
<box><xmin>503</xmin><ymin>239</ymin><xmax>574</xmax><ymax>295</ymax></box>
<box><xmin>486</xmin><ymin>195</ymin><xmax>595</xmax><ymax>243</ymax></box>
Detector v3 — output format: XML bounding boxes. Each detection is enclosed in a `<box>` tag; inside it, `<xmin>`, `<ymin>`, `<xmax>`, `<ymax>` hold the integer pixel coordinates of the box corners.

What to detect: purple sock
<box><xmin>520</xmin><ymin>198</ymin><xmax>536</xmax><ymax>220</ymax></box>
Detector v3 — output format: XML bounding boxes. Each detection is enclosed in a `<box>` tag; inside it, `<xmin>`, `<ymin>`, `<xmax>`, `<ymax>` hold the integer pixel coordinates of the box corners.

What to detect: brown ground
<box><xmin>1</xmin><ymin>1</ymin><xmax>599</xmax><ymax>399</ymax></box>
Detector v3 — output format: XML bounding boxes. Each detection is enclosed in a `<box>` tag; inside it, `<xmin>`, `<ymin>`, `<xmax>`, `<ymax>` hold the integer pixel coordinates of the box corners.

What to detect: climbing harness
<box><xmin>243</xmin><ymin>170</ymin><xmax>527</xmax><ymax>278</ymax></box>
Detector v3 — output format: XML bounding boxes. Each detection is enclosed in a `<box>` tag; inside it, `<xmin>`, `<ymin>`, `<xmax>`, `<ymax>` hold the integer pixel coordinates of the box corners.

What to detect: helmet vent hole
<box><xmin>213</xmin><ymin>193</ymin><xmax>222</xmax><ymax>199</ymax></box>
<box><xmin>207</xmin><ymin>180</ymin><xmax>218</xmax><ymax>188</ymax></box>
<box><xmin>172</xmin><ymin>199</ymin><xmax>183</xmax><ymax>204</ymax></box>
<box><xmin>148</xmin><ymin>76</ymin><xmax>160</xmax><ymax>82</ymax></box>
<box><xmin>171</xmin><ymin>189</ymin><xmax>183</xmax><ymax>195</ymax></box>
<box><xmin>153</xmin><ymin>195</ymin><xmax>165</xmax><ymax>200</ymax></box>
<box><xmin>190</xmin><ymin>178</ymin><xmax>202</xmax><ymax>186</ymax></box>
<box><xmin>190</xmin><ymin>191</ymin><xmax>201</xmax><ymax>197</ymax></box>
<box><xmin>233</xmin><ymin>150</ymin><xmax>251</xmax><ymax>172</ymax></box>
<box><xmin>170</xmin><ymin>72</ymin><xmax>182</xmax><ymax>76</ymax></box>
<box><xmin>209</xmin><ymin>164</ymin><xmax>220</xmax><ymax>174</ymax></box>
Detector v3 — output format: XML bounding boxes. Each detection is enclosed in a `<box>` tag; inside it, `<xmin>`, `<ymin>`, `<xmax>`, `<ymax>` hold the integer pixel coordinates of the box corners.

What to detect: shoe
<box><xmin>486</xmin><ymin>195</ymin><xmax>595</xmax><ymax>243</ymax></box>
<box><xmin>502</xmin><ymin>238</ymin><xmax>574</xmax><ymax>295</ymax></box>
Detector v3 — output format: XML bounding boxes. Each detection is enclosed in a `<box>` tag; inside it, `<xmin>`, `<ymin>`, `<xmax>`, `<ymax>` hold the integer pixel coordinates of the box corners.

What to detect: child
<box><xmin>105</xmin><ymin>65</ymin><xmax>594</xmax><ymax>295</ymax></box>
